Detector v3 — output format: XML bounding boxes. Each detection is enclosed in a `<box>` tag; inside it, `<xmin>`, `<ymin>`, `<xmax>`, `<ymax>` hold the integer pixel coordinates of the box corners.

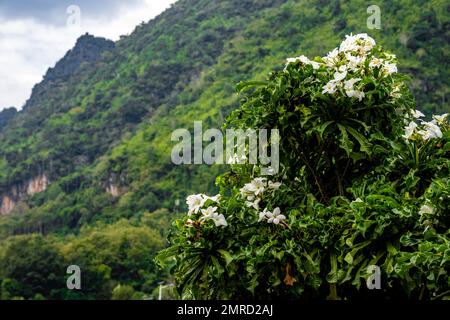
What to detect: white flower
<box><xmin>203</xmin><ymin>194</ymin><xmax>221</xmax><ymax>203</ymax></box>
<box><xmin>382</xmin><ymin>62</ymin><xmax>397</xmax><ymax>75</ymax></box>
<box><xmin>333</xmin><ymin>69</ymin><xmax>347</xmax><ymax>81</ymax></box>
<box><xmin>369</xmin><ymin>57</ymin><xmax>383</xmax><ymax>68</ymax></box>
<box><xmin>412</xmin><ymin>110</ymin><xmax>425</xmax><ymax>119</ymax></box>
<box><xmin>345</xmin><ymin>53</ymin><xmax>365</xmax><ymax>70</ymax></box>
<box><xmin>210</xmin><ymin>212</ymin><xmax>228</xmax><ymax>227</ymax></box>
<box><xmin>197</xmin><ymin>205</ymin><xmax>227</xmax><ymax>227</ymax></box>
<box><xmin>186</xmin><ymin>194</ymin><xmax>206</xmax><ymax>216</ymax></box>
<box><xmin>344</xmin><ymin>78</ymin><xmax>364</xmax><ymax>101</ymax></box>
<box><xmin>339</xmin><ymin>33</ymin><xmax>376</xmax><ymax>54</ymax></box>
<box><xmin>286</xmin><ymin>55</ymin><xmax>310</xmax><ymax>66</ymax></box>
<box><xmin>390</xmin><ymin>85</ymin><xmax>402</xmax><ymax>99</ymax></box>
<box><xmin>419</xmin><ymin>204</ymin><xmax>434</xmax><ymax>215</ymax></box>
<box><xmin>240</xmin><ymin>184</ymin><xmax>254</xmax><ymax>198</ymax></box>
<box><xmin>309</xmin><ymin>61</ymin><xmax>322</xmax><ymax>70</ymax></box>
<box><xmin>251</xmin><ymin>178</ymin><xmax>267</xmax><ymax>196</ymax></box>
<box><xmin>286</xmin><ymin>57</ymin><xmax>298</xmax><ymax>64</ymax></box>
<box><xmin>245</xmin><ymin>198</ymin><xmax>261</xmax><ymax>210</ymax></box>
<box><xmin>201</xmin><ymin>206</ymin><xmax>218</xmax><ymax>218</ymax></box>
<box><xmin>402</xmin><ymin>121</ymin><xmax>418</xmax><ymax>140</ymax></box>
<box><xmin>356</xmin><ymin>91</ymin><xmax>365</xmax><ymax>101</ymax></box>
<box><xmin>322</xmin><ymin>81</ymin><xmax>337</xmax><ymax>94</ymax></box>
<box><xmin>417</xmin><ymin>130</ymin><xmax>431</xmax><ymax>140</ymax></box>
<box><xmin>339</xmin><ymin>34</ymin><xmax>359</xmax><ymax>53</ymax></box>
<box><xmin>258</xmin><ymin>208</ymin><xmax>271</xmax><ymax>222</ymax></box>
<box><xmin>323</xmin><ymin>48</ymin><xmax>339</xmax><ymax>67</ymax></box>
<box><xmin>267</xmin><ymin>207</ymin><xmax>286</xmax><ymax>225</ymax></box>
<box><xmin>327</xmin><ymin>48</ymin><xmax>339</xmax><ymax>59</ymax></box>
<box><xmin>259</xmin><ymin>207</ymin><xmax>287</xmax><ymax>225</ymax></box>
<box><xmin>361</xmin><ymin>36</ymin><xmax>376</xmax><ymax>52</ymax></box>
<box><xmin>419</xmin><ymin>121</ymin><xmax>442</xmax><ymax>140</ymax></box>
<box><xmin>240</xmin><ymin>177</ymin><xmax>267</xmax><ymax>198</ymax></box>
<box><xmin>258</xmin><ymin>211</ymin><xmax>266</xmax><ymax>222</ymax></box>
<box><xmin>268</xmin><ymin>181</ymin><xmax>282</xmax><ymax>190</ymax></box>
<box><xmin>287</xmin><ymin>55</ymin><xmax>322</xmax><ymax>70</ymax></box>
<box><xmin>344</xmin><ymin>78</ymin><xmax>361</xmax><ymax>91</ymax></box>
<box><xmin>432</xmin><ymin>113</ymin><xmax>449</xmax><ymax>124</ymax></box>
<box><xmin>298</xmin><ymin>55</ymin><xmax>310</xmax><ymax>64</ymax></box>
<box><xmin>346</xmin><ymin>90</ymin><xmax>365</xmax><ymax>101</ymax></box>
<box><xmin>338</xmin><ymin>65</ymin><xmax>347</xmax><ymax>72</ymax></box>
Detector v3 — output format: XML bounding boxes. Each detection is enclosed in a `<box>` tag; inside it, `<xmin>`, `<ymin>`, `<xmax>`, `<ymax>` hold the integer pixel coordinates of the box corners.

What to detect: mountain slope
<box><xmin>0</xmin><ymin>0</ymin><xmax>282</xmax><ymax>217</ymax></box>
<box><xmin>0</xmin><ymin>0</ymin><xmax>448</xmax><ymax>299</ymax></box>
<box><xmin>0</xmin><ymin>107</ymin><xmax>17</xmax><ymax>131</ymax></box>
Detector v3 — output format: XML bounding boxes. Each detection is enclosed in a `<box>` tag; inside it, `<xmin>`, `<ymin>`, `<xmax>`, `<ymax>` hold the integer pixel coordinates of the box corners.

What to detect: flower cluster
<box><xmin>240</xmin><ymin>177</ymin><xmax>281</xmax><ymax>209</ymax></box>
<box><xmin>285</xmin><ymin>33</ymin><xmax>400</xmax><ymax>102</ymax></box>
<box><xmin>285</xmin><ymin>55</ymin><xmax>321</xmax><ymax>70</ymax></box>
<box><xmin>419</xmin><ymin>204</ymin><xmax>435</xmax><ymax>215</ymax></box>
<box><xmin>258</xmin><ymin>207</ymin><xmax>286</xmax><ymax>225</ymax></box>
<box><xmin>239</xmin><ymin>177</ymin><xmax>285</xmax><ymax>225</ymax></box>
<box><xmin>418</xmin><ymin>203</ymin><xmax>438</xmax><ymax>232</ymax></box>
<box><xmin>185</xmin><ymin>193</ymin><xmax>227</xmax><ymax>227</ymax></box>
<box><xmin>402</xmin><ymin>111</ymin><xmax>448</xmax><ymax>142</ymax></box>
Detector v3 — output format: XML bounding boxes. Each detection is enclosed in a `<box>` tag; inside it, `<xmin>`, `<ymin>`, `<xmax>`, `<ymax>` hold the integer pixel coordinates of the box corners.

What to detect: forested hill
<box><xmin>0</xmin><ymin>0</ymin><xmax>448</xmax><ymax>300</ymax></box>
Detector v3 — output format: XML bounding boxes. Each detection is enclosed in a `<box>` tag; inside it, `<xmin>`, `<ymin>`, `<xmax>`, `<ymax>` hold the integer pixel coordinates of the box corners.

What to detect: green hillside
<box><xmin>0</xmin><ymin>0</ymin><xmax>448</xmax><ymax>299</ymax></box>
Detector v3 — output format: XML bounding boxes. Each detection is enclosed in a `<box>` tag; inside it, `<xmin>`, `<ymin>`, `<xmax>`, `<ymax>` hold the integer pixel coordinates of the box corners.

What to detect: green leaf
<box><xmin>346</xmin><ymin>126</ymin><xmax>372</xmax><ymax>156</ymax></box>
<box><xmin>154</xmin><ymin>245</ymin><xmax>179</xmax><ymax>267</ymax></box>
<box><xmin>347</xmin><ymin>118</ymin><xmax>371</xmax><ymax>132</ymax></box>
<box><xmin>315</xmin><ymin>120</ymin><xmax>334</xmax><ymax>138</ymax></box>
<box><xmin>217</xmin><ymin>249</ymin><xmax>233</xmax><ymax>266</ymax></box>
<box><xmin>443</xmin><ymin>142</ymin><xmax>450</xmax><ymax>152</ymax></box>
<box><xmin>210</xmin><ymin>256</ymin><xmax>225</xmax><ymax>277</ymax></box>
<box><xmin>236</xmin><ymin>80</ymin><xmax>267</xmax><ymax>93</ymax></box>
<box><xmin>337</xmin><ymin>124</ymin><xmax>354</xmax><ymax>156</ymax></box>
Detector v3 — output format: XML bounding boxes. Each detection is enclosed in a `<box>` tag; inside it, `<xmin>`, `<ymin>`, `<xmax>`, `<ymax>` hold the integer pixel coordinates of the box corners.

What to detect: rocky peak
<box><xmin>23</xmin><ymin>33</ymin><xmax>115</xmax><ymax>110</ymax></box>
<box><xmin>44</xmin><ymin>33</ymin><xmax>115</xmax><ymax>82</ymax></box>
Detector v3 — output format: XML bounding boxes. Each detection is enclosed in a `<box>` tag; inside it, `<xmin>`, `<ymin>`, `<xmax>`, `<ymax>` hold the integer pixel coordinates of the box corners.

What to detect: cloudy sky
<box><xmin>0</xmin><ymin>0</ymin><xmax>177</xmax><ymax>110</ymax></box>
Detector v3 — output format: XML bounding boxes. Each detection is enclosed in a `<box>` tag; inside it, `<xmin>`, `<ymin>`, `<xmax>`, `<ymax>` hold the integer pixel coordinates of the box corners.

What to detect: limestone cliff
<box><xmin>0</xmin><ymin>174</ymin><xmax>49</xmax><ymax>215</ymax></box>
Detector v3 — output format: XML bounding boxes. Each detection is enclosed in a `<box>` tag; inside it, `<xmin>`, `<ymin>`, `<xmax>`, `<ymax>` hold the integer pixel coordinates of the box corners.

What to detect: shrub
<box><xmin>157</xmin><ymin>34</ymin><xmax>449</xmax><ymax>300</ymax></box>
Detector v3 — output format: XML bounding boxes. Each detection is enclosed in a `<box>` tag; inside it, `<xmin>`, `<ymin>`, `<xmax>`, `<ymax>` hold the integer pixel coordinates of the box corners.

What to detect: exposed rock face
<box><xmin>0</xmin><ymin>174</ymin><xmax>50</xmax><ymax>215</ymax></box>
<box><xmin>0</xmin><ymin>196</ymin><xmax>14</xmax><ymax>215</ymax></box>
<box><xmin>27</xmin><ymin>174</ymin><xmax>49</xmax><ymax>195</ymax></box>
<box><xmin>106</xmin><ymin>184</ymin><xmax>122</xmax><ymax>197</ymax></box>
<box><xmin>105</xmin><ymin>173</ymin><xmax>125</xmax><ymax>197</ymax></box>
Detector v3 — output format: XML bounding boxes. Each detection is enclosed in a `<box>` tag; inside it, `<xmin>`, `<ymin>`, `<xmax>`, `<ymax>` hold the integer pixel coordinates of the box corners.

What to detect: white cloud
<box><xmin>0</xmin><ymin>0</ymin><xmax>176</xmax><ymax>110</ymax></box>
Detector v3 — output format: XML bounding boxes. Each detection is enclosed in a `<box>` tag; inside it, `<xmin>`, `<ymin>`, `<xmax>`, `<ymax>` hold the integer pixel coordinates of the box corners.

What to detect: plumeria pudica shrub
<box><xmin>156</xmin><ymin>34</ymin><xmax>450</xmax><ymax>300</ymax></box>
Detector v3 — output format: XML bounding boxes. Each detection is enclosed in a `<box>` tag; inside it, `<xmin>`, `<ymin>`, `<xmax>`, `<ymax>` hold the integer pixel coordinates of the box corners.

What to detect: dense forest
<box><xmin>0</xmin><ymin>0</ymin><xmax>448</xmax><ymax>299</ymax></box>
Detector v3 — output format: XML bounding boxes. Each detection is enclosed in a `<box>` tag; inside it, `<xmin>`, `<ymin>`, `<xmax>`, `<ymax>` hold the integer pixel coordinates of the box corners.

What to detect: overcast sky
<box><xmin>0</xmin><ymin>0</ymin><xmax>177</xmax><ymax>110</ymax></box>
